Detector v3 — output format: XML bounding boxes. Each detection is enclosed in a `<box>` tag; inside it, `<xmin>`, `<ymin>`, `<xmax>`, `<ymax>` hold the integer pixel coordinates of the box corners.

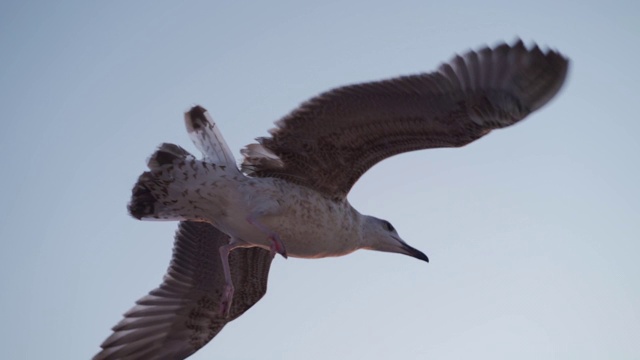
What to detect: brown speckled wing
<box><xmin>93</xmin><ymin>222</ymin><xmax>272</xmax><ymax>360</ymax></box>
<box><xmin>241</xmin><ymin>40</ymin><xmax>569</xmax><ymax>199</ymax></box>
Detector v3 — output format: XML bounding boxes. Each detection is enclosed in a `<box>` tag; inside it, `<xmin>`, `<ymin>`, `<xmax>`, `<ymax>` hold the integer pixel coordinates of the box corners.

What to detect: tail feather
<box><xmin>129</xmin><ymin>172</ymin><xmax>154</xmax><ymax>220</ymax></box>
<box><xmin>147</xmin><ymin>143</ymin><xmax>193</xmax><ymax>169</ymax></box>
<box><xmin>129</xmin><ymin>144</ymin><xmax>197</xmax><ymax>221</ymax></box>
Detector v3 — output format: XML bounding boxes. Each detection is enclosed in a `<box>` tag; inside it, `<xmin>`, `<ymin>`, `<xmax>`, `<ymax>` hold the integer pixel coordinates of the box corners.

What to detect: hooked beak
<box><xmin>396</xmin><ymin>238</ymin><xmax>429</xmax><ymax>263</ymax></box>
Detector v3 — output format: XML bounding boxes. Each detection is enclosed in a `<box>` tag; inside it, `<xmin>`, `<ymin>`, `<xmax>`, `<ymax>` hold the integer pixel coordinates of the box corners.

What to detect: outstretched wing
<box><xmin>241</xmin><ymin>40</ymin><xmax>569</xmax><ymax>199</ymax></box>
<box><xmin>94</xmin><ymin>222</ymin><xmax>273</xmax><ymax>360</ymax></box>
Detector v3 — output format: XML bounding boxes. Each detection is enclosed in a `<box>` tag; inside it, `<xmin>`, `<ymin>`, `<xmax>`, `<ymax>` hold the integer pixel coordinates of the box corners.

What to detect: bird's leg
<box><xmin>246</xmin><ymin>214</ymin><xmax>288</xmax><ymax>259</ymax></box>
<box><xmin>218</xmin><ymin>243</ymin><xmax>235</xmax><ymax>317</ymax></box>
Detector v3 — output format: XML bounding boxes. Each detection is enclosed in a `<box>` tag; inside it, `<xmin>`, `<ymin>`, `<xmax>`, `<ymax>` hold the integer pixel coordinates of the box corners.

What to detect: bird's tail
<box><xmin>128</xmin><ymin>143</ymin><xmax>206</xmax><ymax>221</ymax></box>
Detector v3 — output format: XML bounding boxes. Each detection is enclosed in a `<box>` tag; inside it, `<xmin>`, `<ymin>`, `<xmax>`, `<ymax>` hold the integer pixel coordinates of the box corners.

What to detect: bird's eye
<box><xmin>383</xmin><ymin>220</ymin><xmax>395</xmax><ymax>232</ymax></box>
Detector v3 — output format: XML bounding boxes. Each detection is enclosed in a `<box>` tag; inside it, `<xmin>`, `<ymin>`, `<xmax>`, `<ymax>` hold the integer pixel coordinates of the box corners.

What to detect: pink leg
<box><xmin>246</xmin><ymin>215</ymin><xmax>288</xmax><ymax>259</ymax></box>
<box><xmin>218</xmin><ymin>243</ymin><xmax>235</xmax><ymax>317</ymax></box>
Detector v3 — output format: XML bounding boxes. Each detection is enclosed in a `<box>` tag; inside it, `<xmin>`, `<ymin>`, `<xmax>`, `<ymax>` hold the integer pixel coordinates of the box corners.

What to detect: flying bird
<box><xmin>95</xmin><ymin>39</ymin><xmax>568</xmax><ymax>359</ymax></box>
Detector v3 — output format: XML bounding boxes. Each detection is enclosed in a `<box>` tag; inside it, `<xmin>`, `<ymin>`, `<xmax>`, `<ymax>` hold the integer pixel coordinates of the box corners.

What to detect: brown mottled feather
<box><xmin>93</xmin><ymin>222</ymin><xmax>272</xmax><ymax>360</ymax></box>
<box><xmin>241</xmin><ymin>40</ymin><xmax>568</xmax><ymax>199</ymax></box>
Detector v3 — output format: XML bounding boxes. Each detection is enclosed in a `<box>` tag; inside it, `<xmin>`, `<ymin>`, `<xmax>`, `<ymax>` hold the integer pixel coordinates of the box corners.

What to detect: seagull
<box><xmin>95</xmin><ymin>39</ymin><xmax>568</xmax><ymax>359</ymax></box>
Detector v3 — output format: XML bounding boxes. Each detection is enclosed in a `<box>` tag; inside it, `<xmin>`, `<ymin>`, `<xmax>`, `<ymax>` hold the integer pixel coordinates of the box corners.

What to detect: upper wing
<box><xmin>241</xmin><ymin>40</ymin><xmax>569</xmax><ymax>199</ymax></box>
<box><xmin>94</xmin><ymin>222</ymin><xmax>273</xmax><ymax>360</ymax></box>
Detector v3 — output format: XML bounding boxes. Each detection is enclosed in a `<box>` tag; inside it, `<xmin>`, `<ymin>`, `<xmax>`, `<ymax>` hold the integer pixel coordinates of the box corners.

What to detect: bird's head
<box><xmin>360</xmin><ymin>216</ymin><xmax>429</xmax><ymax>262</ymax></box>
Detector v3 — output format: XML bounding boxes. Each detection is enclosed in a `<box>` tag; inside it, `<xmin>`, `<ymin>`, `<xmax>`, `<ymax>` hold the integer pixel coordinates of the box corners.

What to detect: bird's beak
<box><xmin>397</xmin><ymin>238</ymin><xmax>429</xmax><ymax>263</ymax></box>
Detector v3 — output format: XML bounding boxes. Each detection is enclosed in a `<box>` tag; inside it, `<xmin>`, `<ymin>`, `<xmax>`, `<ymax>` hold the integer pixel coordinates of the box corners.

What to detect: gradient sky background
<box><xmin>1</xmin><ymin>1</ymin><xmax>639</xmax><ymax>359</ymax></box>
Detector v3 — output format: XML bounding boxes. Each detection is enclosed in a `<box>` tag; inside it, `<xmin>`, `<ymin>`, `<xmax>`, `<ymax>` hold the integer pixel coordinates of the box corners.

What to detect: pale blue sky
<box><xmin>1</xmin><ymin>1</ymin><xmax>638</xmax><ymax>359</ymax></box>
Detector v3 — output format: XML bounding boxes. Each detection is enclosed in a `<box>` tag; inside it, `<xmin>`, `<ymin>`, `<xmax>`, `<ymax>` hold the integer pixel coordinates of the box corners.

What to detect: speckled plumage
<box><xmin>96</xmin><ymin>40</ymin><xmax>569</xmax><ymax>360</ymax></box>
<box><xmin>242</xmin><ymin>40</ymin><xmax>568</xmax><ymax>199</ymax></box>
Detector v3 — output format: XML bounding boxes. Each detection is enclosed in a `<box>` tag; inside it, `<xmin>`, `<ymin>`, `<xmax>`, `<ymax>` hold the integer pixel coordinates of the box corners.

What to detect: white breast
<box><xmin>215</xmin><ymin>177</ymin><xmax>364</xmax><ymax>259</ymax></box>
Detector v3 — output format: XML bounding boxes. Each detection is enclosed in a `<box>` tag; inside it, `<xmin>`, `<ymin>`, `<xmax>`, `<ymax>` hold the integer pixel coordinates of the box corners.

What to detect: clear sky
<box><xmin>1</xmin><ymin>1</ymin><xmax>638</xmax><ymax>359</ymax></box>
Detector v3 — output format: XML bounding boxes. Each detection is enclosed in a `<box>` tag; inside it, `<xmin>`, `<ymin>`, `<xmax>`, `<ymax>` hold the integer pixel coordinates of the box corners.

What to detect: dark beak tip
<box><xmin>398</xmin><ymin>240</ymin><xmax>429</xmax><ymax>263</ymax></box>
<box><xmin>406</xmin><ymin>246</ymin><xmax>429</xmax><ymax>263</ymax></box>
